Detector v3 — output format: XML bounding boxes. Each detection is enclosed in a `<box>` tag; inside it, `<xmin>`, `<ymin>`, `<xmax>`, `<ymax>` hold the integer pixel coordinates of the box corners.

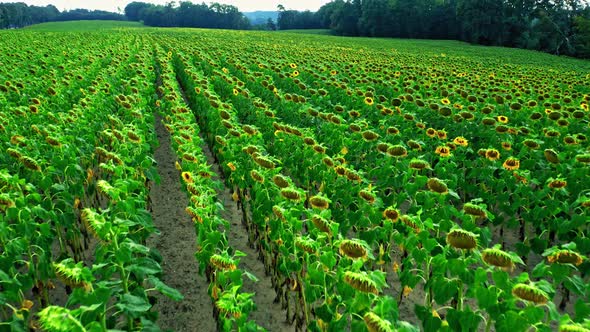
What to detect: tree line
<box><xmin>0</xmin><ymin>2</ymin><xmax>125</xmax><ymax>29</ymax></box>
<box><xmin>286</xmin><ymin>0</ymin><xmax>590</xmax><ymax>58</ymax></box>
<box><xmin>124</xmin><ymin>1</ymin><xmax>249</xmax><ymax>29</ymax></box>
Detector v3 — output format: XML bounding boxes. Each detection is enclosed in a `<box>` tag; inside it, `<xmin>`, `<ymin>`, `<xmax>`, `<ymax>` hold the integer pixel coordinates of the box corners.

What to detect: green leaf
<box><xmin>243</xmin><ymin>270</ymin><xmax>259</xmax><ymax>282</ymax></box>
<box><xmin>127</xmin><ymin>257</ymin><xmax>161</xmax><ymax>279</ymax></box>
<box><xmin>147</xmin><ymin>276</ymin><xmax>184</xmax><ymax>301</ymax></box>
<box><xmin>475</xmin><ymin>285</ymin><xmax>498</xmax><ymax>310</ymax></box>
<box><xmin>431</xmin><ymin>276</ymin><xmax>458</xmax><ymax>304</ymax></box>
<box><xmin>574</xmin><ymin>299</ymin><xmax>590</xmax><ymax>322</ymax></box>
<box><xmin>115</xmin><ymin>294</ymin><xmax>151</xmax><ymax>316</ymax></box>
<box><xmin>320</xmin><ymin>251</ymin><xmax>336</xmax><ymax>269</ymax></box>
<box><xmin>446</xmin><ymin>307</ymin><xmax>482</xmax><ymax>331</ymax></box>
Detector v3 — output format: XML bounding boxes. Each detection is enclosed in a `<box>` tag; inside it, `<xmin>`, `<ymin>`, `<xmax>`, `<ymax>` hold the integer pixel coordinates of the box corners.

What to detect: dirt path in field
<box><xmin>148</xmin><ymin>115</ymin><xmax>216</xmax><ymax>332</ymax></box>
<box><xmin>199</xmin><ymin>135</ymin><xmax>296</xmax><ymax>332</ymax></box>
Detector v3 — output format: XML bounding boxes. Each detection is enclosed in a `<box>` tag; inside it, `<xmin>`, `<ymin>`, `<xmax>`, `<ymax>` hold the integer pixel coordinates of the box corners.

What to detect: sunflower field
<box><xmin>1</xmin><ymin>22</ymin><xmax>589</xmax><ymax>332</ymax></box>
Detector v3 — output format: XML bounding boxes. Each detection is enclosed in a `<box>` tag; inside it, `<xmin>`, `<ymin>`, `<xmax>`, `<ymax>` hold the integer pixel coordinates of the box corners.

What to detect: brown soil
<box><xmin>148</xmin><ymin>115</ymin><xmax>216</xmax><ymax>332</ymax></box>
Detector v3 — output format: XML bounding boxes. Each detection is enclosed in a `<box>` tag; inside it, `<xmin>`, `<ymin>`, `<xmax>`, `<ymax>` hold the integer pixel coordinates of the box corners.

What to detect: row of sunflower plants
<box><xmin>154</xmin><ymin>45</ymin><xmax>264</xmax><ymax>332</ymax></box>
<box><xmin>235</xmin><ymin>46</ymin><xmax>589</xmax><ymax>331</ymax></box>
<box><xmin>165</xmin><ymin>30</ymin><xmax>589</xmax><ymax>331</ymax></box>
<box><xmin>1</xmin><ymin>33</ymin><xmax>181</xmax><ymax>331</ymax></box>
<box><xmin>169</xmin><ymin>42</ymin><xmax>419</xmax><ymax>332</ymax></box>
<box><xmin>227</xmin><ymin>39</ymin><xmax>590</xmax><ymax>327</ymax></box>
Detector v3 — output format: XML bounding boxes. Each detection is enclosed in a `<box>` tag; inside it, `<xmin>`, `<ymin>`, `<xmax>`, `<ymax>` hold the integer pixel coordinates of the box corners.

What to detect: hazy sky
<box><xmin>7</xmin><ymin>0</ymin><xmax>332</xmax><ymax>12</ymax></box>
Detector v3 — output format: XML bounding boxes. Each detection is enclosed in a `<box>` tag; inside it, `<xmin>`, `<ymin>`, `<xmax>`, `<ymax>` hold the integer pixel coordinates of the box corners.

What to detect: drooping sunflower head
<box><xmin>361</xmin><ymin>130</ymin><xmax>379</xmax><ymax>141</ymax></box>
<box><xmin>272</xmin><ymin>174</ymin><xmax>290</xmax><ymax>188</ymax></box>
<box><xmin>359</xmin><ymin>189</ymin><xmax>376</xmax><ymax>204</ymax></box>
<box><xmin>482</xmin><ymin>248</ymin><xmax>514</xmax><ymax>270</ymax></box>
<box><xmin>575</xmin><ymin>154</ymin><xmax>590</xmax><ymax>164</ymax></box>
<box><xmin>280</xmin><ymin>188</ymin><xmax>301</xmax><ymax>202</ymax></box>
<box><xmin>547</xmin><ymin>249</ymin><xmax>584</xmax><ymax>266</ymax></box>
<box><xmin>446</xmin><ymin>229</ymin><xmax>478</xmax><ymax>250</ymax></box>
<box><xmin>309</xmin><ymin>195</ymin><xmax>330</xmax><ymax>210</ymax></box>
<box><xmin>559</xmin><ymin>324</ymin><xmax>590</xmax><ymax>332</ymax></box>
<box><xmin>310</xmin><ymin>215</ymin><xmax>333</xmax><ymax>234</ymax></box>
<box><xmin>523</xmin><ymin>139</ymin><xmax>540</xmax><ymax>149</ymax></box>
<box><xmin>463</xmin><ymin>203</ymin><xmax>487</xmax><ymax>218</ymax></box>
<box><xmin>511</xmin><ymin>283</ymin><xmax>548</xmax><ymax>304</ymax></box>
<box><xmin>343</xmin><ymin>271</ymin><xmax>378</xmax><ymax>294</ymax></box>
<box><xmin>295</xmin><ymin>237</ymin><xmax>317</xmax><ymax>254</ymax></box>
<box><xmin>409</xmin><ymin>159</ymin><xmax>430</xmax><ymax>171</ymax></box>
<box><xmin>364</xmin><ymin>312</ymin><xmax>393</xmax><ymax>332</ymax></box>
<box><xmin>339</xmin><ymin>239</ymin><xmax>369</xmax><ymax>259</ymax></box>
<box><xmin>250</xmin><ymin>170</ymin><xmax>264</xmax><ymax>183</ymax></box>
<box><xmin>210</xmin><ymin>254</ymin><xmax>237</xmax><ymax>271</ymax></box>
<box><xmin>387</xmin><ymin>145</ymin><xmax>408</xmax><ymax>158</ymax></box>
<box><xmin>53</xmin><ymin>259</ymin><xmax>93</xmax><ymax>291</ymax></box>
<box><xmin>544</xmin><ymin>149</ymin><xmax>559</xmax><ymax>164</ymax></box>
<box><xmin>547</xmin><ymin>179</ymin><xmax>567</xmax><ymax>189</ymax></box>
<box><xmin>427</xmin><ymin>177</ymin><xmax>448</xmax><ymax>194</ymax></box>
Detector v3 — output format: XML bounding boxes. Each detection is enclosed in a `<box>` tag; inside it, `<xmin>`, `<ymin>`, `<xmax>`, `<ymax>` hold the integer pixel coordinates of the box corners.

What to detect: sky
<box><xmin>6</xmin><ymin>0</ymin><xmax>332</xmax><ymax>13</ymax></box>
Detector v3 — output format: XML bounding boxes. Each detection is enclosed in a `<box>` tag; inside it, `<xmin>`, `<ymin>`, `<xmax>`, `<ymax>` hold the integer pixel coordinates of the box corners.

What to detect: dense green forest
<box><xmin>307</xmin><ymin>0</ymin><xmax>590</xmax><ymax>58</ymax></box>
<box><xmin>2</xmin><ymin>1</ymin><xmax>590</xmax><ymax>58</ymax></box>
<box><xmin>0</xmin><ymin>3</ymin><xmax>125</xmax><ymax>28</ymax></box>
<box><xmin>124</xmin><ymin>1</ymin><xmax>249</xmax><ymax>29</ymax></box>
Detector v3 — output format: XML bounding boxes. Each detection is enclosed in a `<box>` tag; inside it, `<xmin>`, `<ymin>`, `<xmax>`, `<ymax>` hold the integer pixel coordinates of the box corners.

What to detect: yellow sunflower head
<box><xmin>502</xmin><ymin>157</ymin><xmax>520</xmax><ymax>171</ymax></box>
<box><xmin>181</xmin><ymin>171</ymin><xmax>194</xmax><ymax>183</ymax></box>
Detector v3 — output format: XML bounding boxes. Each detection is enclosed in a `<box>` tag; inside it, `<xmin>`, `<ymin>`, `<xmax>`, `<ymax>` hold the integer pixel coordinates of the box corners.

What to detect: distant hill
<box><xmin>244</xmin><ymin>11</ymin><xmax>278</xmax><ymax>26</ymax></box>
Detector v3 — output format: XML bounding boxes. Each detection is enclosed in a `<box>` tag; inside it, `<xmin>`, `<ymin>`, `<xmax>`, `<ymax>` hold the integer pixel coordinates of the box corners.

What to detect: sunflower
<box><xmin>289</xmin><ymin>63</ymin><xmax>297</xmax><ymax>69</ymax></box>
<box><xmin>364</xmin><ymin>97</ymin><xmax>374</xmax><ymax>106</ymax></box>
<box><xmin>440</xmin><ymin>98</ymin><xmax>450</xmax><ymax>105</ymax></box>
<box><xmin>502</xmin><ymin>157</ymin><xmax>520</xmax><ymax>171</ymax></box>
<box><xmin>548</xmin><ymin>179</ymin><xmax>567</xmax><ymax>189</ymax></box>
<box><xmin>497</xmin><ymin>115</ymin><xmax>509</xmax><ymax>123</ymax></box>
<box><xmin>435</xmin><ymin>146</ymin><xmax>452</xmax><ymax>157</ymax></box>
<box><xmin>513</xmin><ymin>171</ymin><xmax>528</xmax><ymax>184</ymax></box>
<box><xmin>453</xmin><ymin>136</ymin><xmax>468</xmax><ymax>147</ymax></box>
<box><xmin>383</xmin><ymin>207</ymin><xmax>400</xmax><ymax>222</ymax></box>
<box><xmin>427</xmin><ymin>178</ymin><xmax>448</xmax><ymax>194</ymax></box>
<box><xmin>544</xmin><ymin>149</ymin><xmax>559</xmax><ymax>164</ymax></box>
<box><xmin>547</xmin><ymin>249</ymin><xmax>584</xmax><ymax>265</ymax></box>
<box><xmin>181</xmin><ymin>171</ymin><xmax>194</xmax><ymax>184</ymax></box>
<box><xmin>426</xmin><ymin>128</ymin><xmax>437</xmax><ymax>138</ymax></box>
<box><xmin>485</xmin><ymin>149</ymin><xmax>501</xmax><ymax>161</ymax></box>
<box><xmin>436</xmin><ymin>130</ymin><xmax>447</xmax><ymax>140</ymax></box>
<box><xmin>501</xmin><ymin>142</ymin><xmax>512</xmax><ymax>151</ymax></box>
<box><xmin>387</xmin><ymin>145</ymin><xmax>407</xmax><ymax>158</ymax></box>
<box><xmin>512</xmin><ymin>284</ymin><xmax>548</xmax><ymax>304</ymax></box>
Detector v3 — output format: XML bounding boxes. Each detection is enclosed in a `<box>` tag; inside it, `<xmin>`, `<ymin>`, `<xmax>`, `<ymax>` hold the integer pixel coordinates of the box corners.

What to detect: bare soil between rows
<box><xmin>147</xmin><ymin>115</ymin><xmax>216</xmax><ymax>332</ymax></box>
<box><xmin>148</xmin><ymin>107</ymin><xmax>294</xmax><ymax>331</ymax></box>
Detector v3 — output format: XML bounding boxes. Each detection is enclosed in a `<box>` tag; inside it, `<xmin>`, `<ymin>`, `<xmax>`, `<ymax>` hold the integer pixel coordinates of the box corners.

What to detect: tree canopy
<box><xmin>124</xmin><ymin>1</ymin><xmax>249</xmax><ymax>30</ymax></box>
<box><xmin>314</xmin><ymin>0</ymin><xmax>590</xmax><ymax>57</ymax></box>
